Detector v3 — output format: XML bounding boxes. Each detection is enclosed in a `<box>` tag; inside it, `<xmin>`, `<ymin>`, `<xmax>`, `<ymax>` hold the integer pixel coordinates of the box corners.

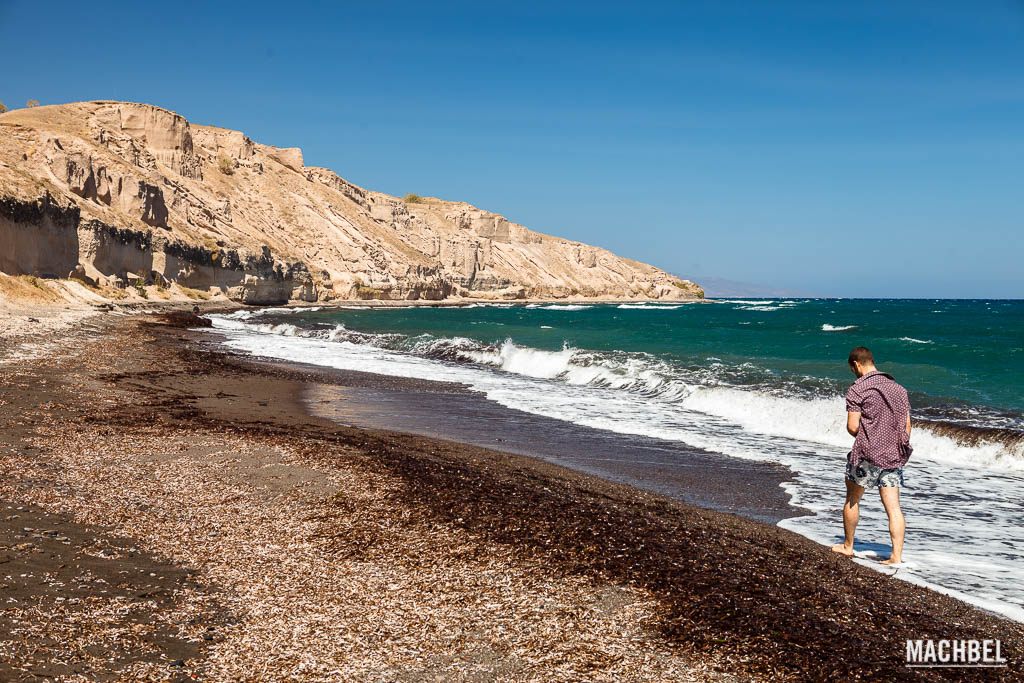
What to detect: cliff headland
<box><xmin>0</xmin><ymin>101</ymin><xmax>701</xmax><ymax>306</ymax></box>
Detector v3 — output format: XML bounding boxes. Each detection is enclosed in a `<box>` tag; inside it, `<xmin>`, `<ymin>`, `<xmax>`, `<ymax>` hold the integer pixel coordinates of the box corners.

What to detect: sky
<box><xmin>1</xmin><ymin>1</ymin><xmax>1022</xmax><ymax>297</ymax></box>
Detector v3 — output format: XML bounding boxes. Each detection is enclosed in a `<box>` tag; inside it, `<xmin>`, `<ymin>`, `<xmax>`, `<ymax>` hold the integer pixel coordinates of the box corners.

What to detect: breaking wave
<box><xmin>715</xmin><ymin>300</ymin><xmax>801</xmax><ymax>311</ymax></box>
<box><xmin>207</xmin><ymin>313</ymin><xmax>1024</xmax><ymax>472</ymax></box>
<box><xmin>535</xmin><ymin>304</ymin><xmax>593</xmax><ymax>311</ymax></box>
<box><xmin>219</xmin><ymin>306</ymin><xmax>323</xmax><ymax>321</ymax></box>
<box><xmin>822</xmin><ymin>324</ymin><xmax>857</xmax><ymax>331</ymax></box>
<box><xmin>714</xmin><ymin>299</ymin><xmax>775</xmax><ymax>305</ymax></box>
<box><xmin>681</xmin><ymin>386</ymin><xmax>1023</xmax><ymax>472</ymax></box>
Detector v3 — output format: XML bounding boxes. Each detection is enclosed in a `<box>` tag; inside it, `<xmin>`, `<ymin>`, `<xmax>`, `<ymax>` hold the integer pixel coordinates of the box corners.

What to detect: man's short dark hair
<box><xmin>848</xmin><ymin>346</ymin><xmax>874</xmax><ymax>365</ymax></box>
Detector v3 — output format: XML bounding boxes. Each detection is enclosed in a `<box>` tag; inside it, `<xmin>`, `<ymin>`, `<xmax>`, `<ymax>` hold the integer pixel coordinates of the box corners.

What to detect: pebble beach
<box><xmin>0</xmin><ymin>308</ymin><xmax>1020</xmax><ymax>681</ymax></box>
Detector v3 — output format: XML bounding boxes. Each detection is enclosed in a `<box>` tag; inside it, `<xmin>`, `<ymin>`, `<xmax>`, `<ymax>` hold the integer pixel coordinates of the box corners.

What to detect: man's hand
<box><xmin>847</xmin><ymin>411</ymin><xmax>861</xmax><ymax>437</ymax></box>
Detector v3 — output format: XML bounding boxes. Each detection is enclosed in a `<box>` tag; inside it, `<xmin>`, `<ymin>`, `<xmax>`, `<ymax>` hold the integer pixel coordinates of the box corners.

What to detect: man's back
<box><xmin>846</xmin><ymin>370</ymin><xmax>911</xmax><ymax>469</ymax></box>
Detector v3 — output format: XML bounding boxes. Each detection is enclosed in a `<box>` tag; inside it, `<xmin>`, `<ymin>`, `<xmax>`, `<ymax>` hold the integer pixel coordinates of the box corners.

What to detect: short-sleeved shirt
<box><xmin>845</xmin><ymin>370</ymin><xmax>911</xmax><ymax>469</ymax></box>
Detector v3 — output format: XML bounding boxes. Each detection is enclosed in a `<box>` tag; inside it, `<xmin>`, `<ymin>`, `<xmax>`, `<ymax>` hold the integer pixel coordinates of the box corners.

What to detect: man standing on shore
<box><xmin>830</xmin><ymin>347</ymin><xmax>913</xmax><ymax>565</ymax></box>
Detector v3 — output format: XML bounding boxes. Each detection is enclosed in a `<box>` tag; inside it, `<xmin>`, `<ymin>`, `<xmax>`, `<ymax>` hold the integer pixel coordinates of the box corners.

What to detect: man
<box><xmin>830</xmin><ymin>346</ymin><xmax>912</xmax><ymax>565</ymax></box>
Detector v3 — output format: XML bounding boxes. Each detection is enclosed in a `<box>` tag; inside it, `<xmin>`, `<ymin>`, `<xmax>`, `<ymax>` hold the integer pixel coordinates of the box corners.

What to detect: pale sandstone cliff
<box><xmin>0</xmin><ymin>101</ymin><xmax>702</xmax><ymax>304</ymax></box>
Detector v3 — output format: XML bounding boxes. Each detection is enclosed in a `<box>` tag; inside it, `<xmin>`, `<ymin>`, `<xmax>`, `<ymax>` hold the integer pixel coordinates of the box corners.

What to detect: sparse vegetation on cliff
<box><xmin>356</xmin><ymin>285</ymin><xmax>386</xmax><ymax>298</ymax></box>
<box><xmin>130</xmin><ymin>272</ymin><xmax>149</xmax><ymax>298</ymax></box>
<box><xmin>26</xmin><ymin>99</ymin><xmax>39</xmax><ymax>108</ymax></box>
<box><xmin>0</xmin><ymin>274</ymin><xmax>61</xmax><ymax>303</ymax></box>
<box><xmin>403</xmin><ymin>193</ymin><xmax>422</xmax><ymax>203</ymax></box>
<box><xmin>673</xmin><ymin>279</ymin><xmax>704</xmax><ymax>298</ymax></box>
<box><xmin>218</xmin><ymin>155</ymin><xmax>235</xmax><ymax>175</ymax></box>
<box><xmin>0</xmin><ymin>102</ymin><xmax>7</xmax><ymax>114</ymax></box>
<box><xmin>180</xmin><ymin>285</ymin><xmax>211</xmax><ymax>301</ymax></box>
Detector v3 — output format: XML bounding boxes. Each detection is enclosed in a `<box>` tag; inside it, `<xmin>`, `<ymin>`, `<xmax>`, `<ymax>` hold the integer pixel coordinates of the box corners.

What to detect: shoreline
<box><xmin>213</xmin><ymin>314</ymin><xmax>1024</xmax><ymax>624</ymax></box>
<box><xmin>301</xmin><ymin>377</ymin><xmax>801</xmax><ymax>525</ymax></box>
<box><xmin>0</xmin><ymin>311</ymin><xmax>1020</xmax><ymax>680</ymax></box>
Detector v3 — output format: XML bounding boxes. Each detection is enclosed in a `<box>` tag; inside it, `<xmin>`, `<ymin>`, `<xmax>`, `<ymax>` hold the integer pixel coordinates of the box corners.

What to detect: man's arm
<box><xmin>845</xmin><ymin>385</ymin><xmax>861</xmax><ymax>437</ymax></box>
<box><xmin>906</xmin><ymin>412</ymin><xmax>912</xmax><ymax>436</ymax></box>
<box><xmin>847</xmin><ymin>411</ymin><xmax>861</xmax><ymax>437</ymax></box>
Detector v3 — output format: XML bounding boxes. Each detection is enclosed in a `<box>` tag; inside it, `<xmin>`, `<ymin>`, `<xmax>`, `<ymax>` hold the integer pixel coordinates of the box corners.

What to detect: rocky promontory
<box><xmin>0</xmin><ymin>101</ymin><xmax>701</xmax><ymax>305</ymax></box>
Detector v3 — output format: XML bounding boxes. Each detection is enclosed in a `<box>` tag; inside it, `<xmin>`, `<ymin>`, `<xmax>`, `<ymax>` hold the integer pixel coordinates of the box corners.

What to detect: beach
<box><xmin>210</xmin><ymin>299</ymin><xmax>1024</xmax><ymax>622</ymax></box>
<box><xmin>0</xmin><ymin>307</ymin><xmax>1018</xmax><ymax>681</ymax></box>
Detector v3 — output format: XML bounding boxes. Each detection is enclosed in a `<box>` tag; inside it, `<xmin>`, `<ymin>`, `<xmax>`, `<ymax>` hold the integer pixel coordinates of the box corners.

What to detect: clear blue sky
<box><xmin>2</xmin><ymin>1</ymin><xmax>1022</xmax><ymax>297</ymax></box>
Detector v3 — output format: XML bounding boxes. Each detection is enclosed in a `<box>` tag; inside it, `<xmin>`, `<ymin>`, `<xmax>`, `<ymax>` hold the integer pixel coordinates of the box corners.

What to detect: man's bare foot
<box><xmin>879</xmin><ymin>557</ymin><xmax>902</xmax><ymax>565</ymax></box>
<box><xmin>830</xmin><ymin>544</ymin><xmax>854</xmax><ymax>557</ymax></box>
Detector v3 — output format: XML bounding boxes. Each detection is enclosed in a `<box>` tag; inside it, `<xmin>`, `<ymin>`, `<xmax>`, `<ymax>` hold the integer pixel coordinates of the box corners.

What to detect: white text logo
<box><xmin>906</xmin><ymin>640</ymin><xmax>1007</xmax><ymax>668</ymax></box>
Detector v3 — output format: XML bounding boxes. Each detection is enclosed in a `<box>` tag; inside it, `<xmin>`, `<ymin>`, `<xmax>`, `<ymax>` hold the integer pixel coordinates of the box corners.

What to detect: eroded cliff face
<box><xmin>0</xmin><ymin>194</ymin><xmax>314</xmax><ymax>304</ymax></box>
<box><xmin>0</xmin><ymin>101</ymin><xmax>702</xmax><ymax>304</ymax></box>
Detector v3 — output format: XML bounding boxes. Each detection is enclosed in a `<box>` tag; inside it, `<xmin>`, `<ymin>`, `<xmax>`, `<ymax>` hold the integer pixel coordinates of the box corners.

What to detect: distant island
<box><xmin>682</xmin><ymin>275</ymin><xmax>819</xmax><ymax>299</ymax></box>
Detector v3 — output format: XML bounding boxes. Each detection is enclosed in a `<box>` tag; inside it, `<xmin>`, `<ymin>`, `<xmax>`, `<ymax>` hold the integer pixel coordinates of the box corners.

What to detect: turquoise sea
<box><xmin>208</xmin><ymin>298</ymin><xmax>1024</xmax><ymax>622</ymax></box>
<box><xmin>270</xmin><ymin>298</ymin><xmax>1023</xmax><ymax>420</ymax></box>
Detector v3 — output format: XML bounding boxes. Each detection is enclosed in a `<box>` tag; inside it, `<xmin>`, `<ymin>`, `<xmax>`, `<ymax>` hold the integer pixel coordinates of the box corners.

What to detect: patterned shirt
<box><xmin>845</xmin><ymin>370</ymin><xmax>912</xmax><ymax>469</ymax></box>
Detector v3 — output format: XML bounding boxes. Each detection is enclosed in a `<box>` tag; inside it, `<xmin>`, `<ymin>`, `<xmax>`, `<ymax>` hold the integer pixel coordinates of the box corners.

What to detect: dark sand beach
<box><xmin>0</xmin><ymin>310</ymin><xmax>1020</xmax><ymax>681</ymax></box>
<box><xmin>304</xmin><ymin>380</ymin><xmax>798</xmax><ymax>525</ymax></box>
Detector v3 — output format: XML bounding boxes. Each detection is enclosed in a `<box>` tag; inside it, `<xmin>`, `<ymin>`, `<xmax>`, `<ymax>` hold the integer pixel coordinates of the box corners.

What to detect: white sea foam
<box><xmin>462</xmin><ymin>341</ymin><xmax>576</xmax><ymax>379</ymax></box>
<box><xmin>822</xmin><ymin>324</ymin><xmax>857</xmax><ymax>331</ymax></box>
<box><xmin>204</xmin><ymin>312</ymin><xmax>1024</xmax><ymax>622</ymax></box>
<box><xmin>250</xmin><ymin>322</ymin><xmax>303</xmax><ymax>336</ymax></box>
<box><xmin>219</xmin><ymin>309</ymin><xmax>260</xmax><ymax>320</ymax></box>
<box><xmin>537</xmin><ymin>304</ymin><xmax>593</xmax><ymax>311</ymax></box>
<box><xmin>335</xmin><ymin>304</ymin><xmax>422</xmax><ymax>310</ymax></box>
<box><xmin>211</xmin><ymin>314</ymin><xmax>1024</xmax><ymax>472</ymax></box>
<box><xmin>900</xmin><ymin>337</ymin><xmax>933</xmax><ymax>344</ymax></box>
<box><xmin>719</xmin><ymin>299</ymin><xmax>799</xmax><ymax>311</ymax></box>
<box><xmin>617</xmin><ymin>304</ymin><xmax>685</xmax><ymax>310</ymax></box>
<box><xmin>680</xmin><ymin>384</ymin><xmax>1023</xmax><ymax>472</ymax></box>
<box><xmin>219</xmin><ymin>306</ymin><xmax>323</xmax><ymax>319</ymax></box>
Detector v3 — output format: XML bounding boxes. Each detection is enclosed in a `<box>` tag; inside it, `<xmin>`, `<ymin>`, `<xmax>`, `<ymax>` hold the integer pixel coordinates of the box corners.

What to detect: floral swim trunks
<box><xmin>846</xmin><ymin>455</ymin><xmax>905</xmax><ymax>488</ymax></box>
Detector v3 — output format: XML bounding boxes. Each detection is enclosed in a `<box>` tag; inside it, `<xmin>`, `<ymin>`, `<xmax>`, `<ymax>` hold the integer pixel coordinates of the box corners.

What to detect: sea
<box><xmin>206</xmin><ymin>298</ymin><xmax>1024</xmax><ymax>622</ymax></box>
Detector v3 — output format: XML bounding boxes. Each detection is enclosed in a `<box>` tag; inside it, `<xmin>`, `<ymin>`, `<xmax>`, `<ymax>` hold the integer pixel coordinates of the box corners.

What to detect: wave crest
<box><xmin>207</xmin><ymin>312</ymin><xmax>1023</xmax><ymax>471</ymax></box>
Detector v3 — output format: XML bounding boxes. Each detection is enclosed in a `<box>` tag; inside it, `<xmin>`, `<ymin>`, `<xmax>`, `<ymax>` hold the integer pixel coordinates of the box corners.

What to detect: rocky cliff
<box><xmin>0</xmin><ymin>101</ymin><xmax>702</xmax><ymax>304</ymax></box>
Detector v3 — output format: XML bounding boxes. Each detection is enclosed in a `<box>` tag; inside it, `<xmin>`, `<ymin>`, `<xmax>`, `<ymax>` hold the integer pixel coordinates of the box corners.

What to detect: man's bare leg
<box><xmin>830</xmin><ymin>479</ymin><xmax>865</xmax><ymax>556</ymax></box>
<box><xmin>879</xmin><ymin>486</ymin><xmax>905</xmax><ymax>564</ymax></box>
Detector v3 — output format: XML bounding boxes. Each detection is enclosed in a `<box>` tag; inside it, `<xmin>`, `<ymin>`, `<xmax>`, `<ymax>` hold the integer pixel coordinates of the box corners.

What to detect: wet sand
<box><xmin>0</xmin><ymin>310</ymin><xmax>1020</xmax><ymax>681</ymax></box>
<box><xmin>304</xmin><ymin>382</ymin><xmax>798</xmax><ymax>524</ymax></box>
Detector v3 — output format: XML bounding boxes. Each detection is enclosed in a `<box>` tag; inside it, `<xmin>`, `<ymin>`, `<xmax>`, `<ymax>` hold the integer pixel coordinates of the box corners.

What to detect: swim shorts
<box><xmin>846</xmin><ymin>455</ymin><xmax>904</xmax><ymax>488</ymax></box>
